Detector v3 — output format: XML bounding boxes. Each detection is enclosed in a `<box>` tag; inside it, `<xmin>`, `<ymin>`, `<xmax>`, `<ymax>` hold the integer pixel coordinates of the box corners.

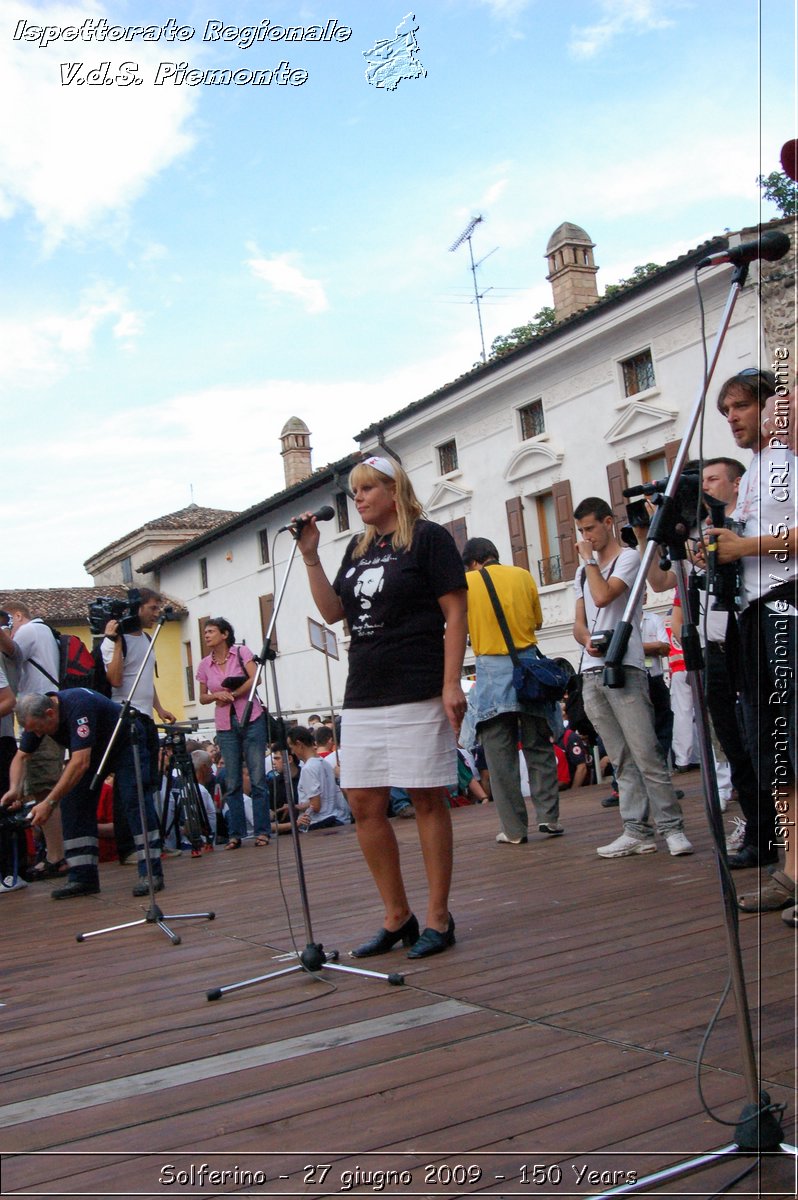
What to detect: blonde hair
<box><xmin>349</xmin><ymin>460</ymin><xmax>423</xmax><ymax>559</ymax></box>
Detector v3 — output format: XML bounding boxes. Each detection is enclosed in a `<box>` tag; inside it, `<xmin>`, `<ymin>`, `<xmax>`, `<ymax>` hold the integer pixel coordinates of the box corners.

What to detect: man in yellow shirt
<box><xmin>462</xmin><ymin>538</ymin><xmax>562</xmax><ymax>845</ymax></box>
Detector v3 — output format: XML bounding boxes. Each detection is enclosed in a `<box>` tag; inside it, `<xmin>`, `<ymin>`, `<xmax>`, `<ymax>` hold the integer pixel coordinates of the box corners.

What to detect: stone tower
<box><xmin>280</xmin><ymin>416</ymin><xmax>312</xmax><ymax>488</ymax></box>
<box><xmin>545</xmin><ymin>222</ymin><xmax>599</xmax><ymax>320</ymax></box>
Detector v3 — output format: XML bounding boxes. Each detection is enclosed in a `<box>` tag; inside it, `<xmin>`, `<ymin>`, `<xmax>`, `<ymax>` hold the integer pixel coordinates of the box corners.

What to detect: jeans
<box><xmin>737</xmin><ymin>604</ymin><xmax>796</xmax><ymax>854</ymax></box>
<box><xmin>114</xmin><ymin>721</ymin><xmax>162</xmax><ymax>879</ymax></box>
<box><xmin>113</xmin><ymin>715</ymin><xmax>160</xmax><ymax>862</ymax></box>
<box><xmin>705</xmin><ymin>641</ymin><xmax>773</xmax><ymax>849</ymax></box>
<box><xmin>479</xmin><ymin>711</ymin><xmax>559</xmax><ymax>840</ymax></box>
<box><xmin>647</xmin><ymin>674</ymin><xmax>673</xmax><ymax>765</ymax></box>
<box><xmin>582</xmin><ymin>667</ymin><xmax>685</xmax><ymax>838</ymax></box>
<box><xmin>216</xmin><ymin>712</ymin><xmax>269</xmax><ymax>838</ymax></box>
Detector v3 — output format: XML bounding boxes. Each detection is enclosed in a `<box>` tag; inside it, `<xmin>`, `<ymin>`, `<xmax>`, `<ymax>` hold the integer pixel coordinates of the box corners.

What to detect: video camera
<box><xmin>622</xmin><ymin>469</ymin><xmax>741</xmax><ymax>613</ymax></box>
<box><xmin>0</xmin><ymin>802</ymin><xmax>34</xmax><ymax>831</ymax></box>
<box><xmin>157</xmin><ymin>720</ymin><xmax>199</xmax><ymax>755</ymax></box>
<box><xmin>623</xmin><ymin>468</ymin><xmax>705</xmax><ymax>531</ymax></box>
<box><xmin>88</xmin><ymin>588</ymin><xmax>143</xmax><ymax>636</ymax></box>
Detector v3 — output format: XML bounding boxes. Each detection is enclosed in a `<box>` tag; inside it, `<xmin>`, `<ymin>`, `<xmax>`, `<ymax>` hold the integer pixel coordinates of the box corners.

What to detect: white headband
<box><xmin>362</xmin><ymin>455</ymin><xmax>397</xmax><ymax>479</ymax></box>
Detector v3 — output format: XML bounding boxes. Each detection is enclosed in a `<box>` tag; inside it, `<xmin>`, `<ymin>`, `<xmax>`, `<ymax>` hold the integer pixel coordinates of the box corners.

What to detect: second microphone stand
<box><xmin>592</xmin><ymin>264</ymin><xmax>795</xmax><ymax>1196</ymax></box>
<box><xmin>76</xmin><ymin>613</ymin><xmax>215</xmax><ymax>946</ymax></box>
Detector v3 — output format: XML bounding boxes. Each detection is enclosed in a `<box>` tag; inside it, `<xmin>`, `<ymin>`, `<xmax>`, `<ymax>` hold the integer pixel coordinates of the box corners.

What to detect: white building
<box><xmin>141</xmin><ymin>221</ymin><xmax>789</xmax><ymax>725</ymax></box>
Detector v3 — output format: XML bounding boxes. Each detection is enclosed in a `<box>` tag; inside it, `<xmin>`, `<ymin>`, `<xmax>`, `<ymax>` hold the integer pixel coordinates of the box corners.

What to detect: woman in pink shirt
<box><xmin>196</xmin><ymin>618</ymin><xmax>270</xmax><ymax>849</ymax></box>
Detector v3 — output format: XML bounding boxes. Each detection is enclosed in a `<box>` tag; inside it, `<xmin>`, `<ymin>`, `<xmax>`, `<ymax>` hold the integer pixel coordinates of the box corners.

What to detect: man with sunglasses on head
<box><xmin>712</xmin><ymin>367</ymin><xmax>797</xmax><ymax>922</ymax></box>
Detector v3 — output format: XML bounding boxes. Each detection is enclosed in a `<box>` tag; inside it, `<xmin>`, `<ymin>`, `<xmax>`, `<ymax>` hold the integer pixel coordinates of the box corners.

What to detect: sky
<box><xmin>1</xmin><ymin>0</ymin><xmax>795</xmax><ymax>587</ymax></box>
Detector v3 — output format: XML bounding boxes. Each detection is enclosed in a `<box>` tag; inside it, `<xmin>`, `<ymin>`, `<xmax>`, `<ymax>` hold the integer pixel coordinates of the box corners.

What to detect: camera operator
<box><xmin>641</xmin><ymin>457</ymin><xmax>777</xmax><ymax>871</ymax></box>
<box><xmin>100</xmin><ymin>588</ymin><xmax>175</xmax><ymax>864</ymax></box>
<box><xmin>0</xmin><ymin>691</ymin><xmax>164</xmax><ymax>898</ymax></box>
<box><xmin>711</xmin><ymin>369</ymin><xmax>797</xmax><ymax>917</ymax></box>
<box><xmin>572</xmin><ymin>497</ymin><xmax>692</xmax><ymax>859</ymax></box>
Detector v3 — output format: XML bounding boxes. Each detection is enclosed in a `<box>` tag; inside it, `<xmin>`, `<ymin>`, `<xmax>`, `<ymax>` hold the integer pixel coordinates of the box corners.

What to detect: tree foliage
<box><xmin>757</xmin><ymin>170</ymin><xmax>797</xmax><ymax>217</ymax></box>
<box><xmin>489</xmin><ymin>306</ymin><xmax>557</xmax><ymax>359</ymax></box>
<box><xmin>603</xmin><ymin>263</ymin><xmax>661</xmax><ymax>299</ymax></box>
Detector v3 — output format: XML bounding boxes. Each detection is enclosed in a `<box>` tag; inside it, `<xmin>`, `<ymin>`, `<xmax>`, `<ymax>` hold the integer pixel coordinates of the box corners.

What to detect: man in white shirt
<box><xmin>100</xmin><ymin>589</ymin><xmax>175</xmax><ymax>863</ymax></box>
<box><xmin>572</xmin><ymin>497</ymin><xmax>692</xmax><ymax>859</ymax></box>
<box><xmin>712</xmin><ymin>368</ymin><xmax>797</xmax><ymax>910</ymax></box>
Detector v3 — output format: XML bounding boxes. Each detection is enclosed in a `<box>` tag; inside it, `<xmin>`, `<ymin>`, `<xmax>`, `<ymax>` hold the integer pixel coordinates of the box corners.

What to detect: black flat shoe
<box><xmin>51</xmin><ymin>881</ymin><xmax>100</xmax><ymax>900</ymax></box>
<box><xmin>728</xmin><ymin>844</ymin><xmax>778</xmax><ymax>869</ymax></box>
<box><xmin>407</xmin><ymin>914</ymin><xmax>456</xmax><ymax>959</ymax></box>
<box><xmin>133</xmin><ymin>876</ymin><xmax>165</xmax><ymax>897</ymax></box>
<box><xmin>350</xmin><ymin>913</ymin><xmax>419</xmax><ymax>958</ymax></box>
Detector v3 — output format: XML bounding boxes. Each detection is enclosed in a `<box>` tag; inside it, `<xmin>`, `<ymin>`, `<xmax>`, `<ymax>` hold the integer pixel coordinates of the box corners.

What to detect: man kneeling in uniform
<box><xmin>1</xmin><ymin>691</ymin><xmax>163</xmax><ymax>898</ymax></box>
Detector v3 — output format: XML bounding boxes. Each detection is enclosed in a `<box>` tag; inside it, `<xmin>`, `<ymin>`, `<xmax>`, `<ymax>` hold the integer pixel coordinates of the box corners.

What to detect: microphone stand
<box><xmin>206</xmin><ymin>534</ymin><xmax>405</xmax><ymax>1001</ymax></box>
<box><xmin>76</xmin><ymin>613</ymin><xmax>215</xmax><ymax>945</ymax></box>
<box><xmin>591</xmin><ymin>265</ymin><xmax>796</xmax><ymax>1197</ymax></box>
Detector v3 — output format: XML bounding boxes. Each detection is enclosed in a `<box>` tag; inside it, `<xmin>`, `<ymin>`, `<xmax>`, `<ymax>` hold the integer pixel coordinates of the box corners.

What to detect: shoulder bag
<box><xmin>479</xmin><ymin>568</ymin><xmax>569</xmax><ymax>704</ymax></box>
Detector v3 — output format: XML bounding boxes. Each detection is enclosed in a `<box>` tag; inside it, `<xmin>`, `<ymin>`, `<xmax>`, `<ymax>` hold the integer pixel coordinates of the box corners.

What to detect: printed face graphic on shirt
<box><xmin>345</xmin><ymin>555</ymin><xmax>395</xmax><ymax>639</ymax></box>
<box><xmin>352</xmin><ymin>565</ymin><xmax>385</xmax><ymax>610</ymax></box>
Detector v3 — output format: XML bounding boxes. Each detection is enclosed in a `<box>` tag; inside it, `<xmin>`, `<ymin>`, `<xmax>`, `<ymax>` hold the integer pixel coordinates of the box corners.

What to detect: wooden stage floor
<box><xmin>1</xmin><ymin>776</ymin><xmax>796</xmax><ymax>1199</ymax></box>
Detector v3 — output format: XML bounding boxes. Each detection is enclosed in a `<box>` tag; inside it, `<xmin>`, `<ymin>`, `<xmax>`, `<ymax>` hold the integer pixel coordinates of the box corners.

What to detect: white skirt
<box><xmin>340</xmin><ymin>697</ymin><xmax>457</xmax><ymax>790</ymax></box>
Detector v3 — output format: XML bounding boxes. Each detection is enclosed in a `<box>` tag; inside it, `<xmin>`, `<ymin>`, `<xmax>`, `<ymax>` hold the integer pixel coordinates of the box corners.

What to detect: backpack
<box><xmin>29</xmin><ymin>628</ymin><xmax>99</xmax><ymax>691</ymax></box>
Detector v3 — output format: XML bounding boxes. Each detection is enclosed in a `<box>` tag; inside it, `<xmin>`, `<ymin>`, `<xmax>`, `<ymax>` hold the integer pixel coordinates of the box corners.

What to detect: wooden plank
<box><xmin>1</xmin><ymin>782</ymin><xmax>794</xmax><ymax>1200</ymax></box>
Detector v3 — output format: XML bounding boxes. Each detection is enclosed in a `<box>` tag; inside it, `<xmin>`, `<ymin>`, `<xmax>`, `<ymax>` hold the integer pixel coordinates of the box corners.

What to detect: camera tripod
<box><xmin>158</xmin><ymin>728</ymin><xmax>213</xmax><ymax>858</ymax></box>
<box><xmin>76</xmin><ymin>614</ymin><xmax>215</xmax><ymax>946</ymax></box>
<box><xmin>205</xmin><ymin>533</ymin><xmax>405</xmax><ymax>1001</ymax></box>
<box><xmin>593</xmin><ymin>261</ymin><xmax>796</xmax><ymax>1196</ymax></box>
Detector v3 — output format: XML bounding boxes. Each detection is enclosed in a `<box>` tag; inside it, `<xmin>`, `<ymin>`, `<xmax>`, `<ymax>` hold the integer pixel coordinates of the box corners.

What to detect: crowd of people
<box><xmin>1</xmin><ymin>372</ymin><xmax>795</xmax><ymax>945</ymax></box>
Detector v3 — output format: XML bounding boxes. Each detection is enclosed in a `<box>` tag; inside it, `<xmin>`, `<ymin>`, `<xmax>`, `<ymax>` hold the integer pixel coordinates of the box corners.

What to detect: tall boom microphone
<box><xmin>278</xmin><ymin>505</ymin><xmax>335</xmax><ymax>534</ymax></box>
<box><xmin>697</xmin><ymin>230</ymin><xmax>790</xmax><ymax>269</ymax></box>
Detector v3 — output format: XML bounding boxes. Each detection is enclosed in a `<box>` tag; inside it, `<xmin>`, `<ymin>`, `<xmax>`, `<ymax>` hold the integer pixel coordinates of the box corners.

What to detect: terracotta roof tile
<box><xmin>87</xmin><ymin>504</ymin><xmax>239</xmax><ymax>564</ymax></box>
<box><xmin>0</xmin><ymin>587</ymin><xmax>186</xmax><ymax>625</ymax></box>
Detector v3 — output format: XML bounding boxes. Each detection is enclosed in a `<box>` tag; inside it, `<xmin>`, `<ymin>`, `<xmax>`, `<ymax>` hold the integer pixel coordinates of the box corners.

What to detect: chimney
<box><xmin>280</xmin><ymin>416</ymin><xmax>313</xmax><ymax>488</ymax></box>
<box><xmin>545</xmin><ymin>222</ymin><xmax>599</xmax><ymax>320</ymax></box>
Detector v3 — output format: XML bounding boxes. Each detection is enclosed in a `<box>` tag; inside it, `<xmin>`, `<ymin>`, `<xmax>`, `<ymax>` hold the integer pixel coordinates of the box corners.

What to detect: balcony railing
<box><xmin>537</xmin><ymin>554</ymin><xmax>563</xmax><ymax>586</ymax></box>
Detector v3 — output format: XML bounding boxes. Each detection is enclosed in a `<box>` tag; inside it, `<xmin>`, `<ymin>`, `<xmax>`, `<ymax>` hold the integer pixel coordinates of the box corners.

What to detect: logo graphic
<box><xmin>363</xmin><ymin>12</ymin><xmax>426</xmax><ymax>91</ymax></box>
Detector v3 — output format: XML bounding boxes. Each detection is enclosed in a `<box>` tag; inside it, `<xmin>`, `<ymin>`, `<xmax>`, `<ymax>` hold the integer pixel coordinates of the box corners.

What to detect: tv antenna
<box><xmin>448</xmin><ymin>214</ymin><xmax>497</xmax><ymax>363</ymax></box>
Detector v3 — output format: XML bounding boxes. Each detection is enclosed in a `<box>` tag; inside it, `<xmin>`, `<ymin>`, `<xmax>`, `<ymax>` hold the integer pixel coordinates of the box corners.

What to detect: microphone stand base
<box><xmin>206</xmin><ymin>943</ymin><xmax>405</xmax><ymax>1001</ymax></box>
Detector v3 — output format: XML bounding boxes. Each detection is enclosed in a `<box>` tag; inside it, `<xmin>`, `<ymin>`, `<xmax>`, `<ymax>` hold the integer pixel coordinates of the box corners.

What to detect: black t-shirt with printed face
<box><xmin>333</xmin><ymin>520</ymin><xmax>467</xmax><ymax>708</ymax></box>
<box><xmin>19</xmin><ymin>689</ymin><xmax>125</xmax><ymax>773</ymax></box>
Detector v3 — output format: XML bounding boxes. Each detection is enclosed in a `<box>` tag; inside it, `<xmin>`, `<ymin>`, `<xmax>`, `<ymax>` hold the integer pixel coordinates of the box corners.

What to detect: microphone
<box><xmin>622</xmin><ymin>479</ymin><xmax>667</xmax><ymax>499</ymax></box>
<box><xmin>278</xmin><ymin>505</ymin><xmax>335</xmax><ymax>534</ymax></box>
<box><xmin>697</xmin><ymin>229</ymin><xmax>790</xmax><ymax>269</ymax></box>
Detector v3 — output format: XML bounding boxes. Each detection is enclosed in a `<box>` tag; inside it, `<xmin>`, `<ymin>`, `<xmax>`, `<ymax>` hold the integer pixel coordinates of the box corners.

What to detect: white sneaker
<box><xmin>665</xmin><ymin>830</ymin><xmax>694</xmax><ymax>856</ymax></box>
<box><xmin>1</xmin><ymin>875</ymin><xmax>28</xmax><ymax>892</ymax></box>
<box><xmin>597</xmin><ymin>833</ymin><xmax>657</xmax><ymax>858</ymax></box>
<box><xmin>496</xmin><ymin>831</ymin><xmax>528</xmax><ymax>844</ymax></box>
<box><xmin>725</xmin><ymin>816</ymin><xmax>746</xmax><ymax>853</ymax></box>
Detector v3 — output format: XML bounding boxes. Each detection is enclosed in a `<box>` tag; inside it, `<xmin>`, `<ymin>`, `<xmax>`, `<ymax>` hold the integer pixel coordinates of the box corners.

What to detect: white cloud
<box><xmin>569</xmin><ymin>0</ymin><xmax>677</xmax><ymax>59</ymax></box>
<box><xmin>481</xmin><ymin>177</ymin><xmax>510</xmax><ymax>208</ymax></box>
<box><xmin>0</xmin><ymin>0</ymin><xmax>198</xmax><ymax>248</ymax></box>
<box><xmin>473</xmin><ymin>0</ymin><xmax>536</xmax><ymax>17</ymax></box>
<box><xmin>245</xmin><ymin>247</ymin><xmax>329</xmax><ymax>314</ymax></box>
<box><xmin>575</xmin><ymin>131</ymin><xmax>755</xmax><ymax>217</ymax></box>
<box><xmin>0</xmin><ymin>284</ymin><xmax>142</xmax><ymax>385</ymax></box>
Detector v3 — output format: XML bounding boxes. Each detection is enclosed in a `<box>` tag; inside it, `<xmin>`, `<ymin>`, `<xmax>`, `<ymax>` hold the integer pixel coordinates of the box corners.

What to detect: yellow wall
<box><xmin>61</xmin><ymin>621</ymin><xmax>186</xmax><ymax>722</ymax></box>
